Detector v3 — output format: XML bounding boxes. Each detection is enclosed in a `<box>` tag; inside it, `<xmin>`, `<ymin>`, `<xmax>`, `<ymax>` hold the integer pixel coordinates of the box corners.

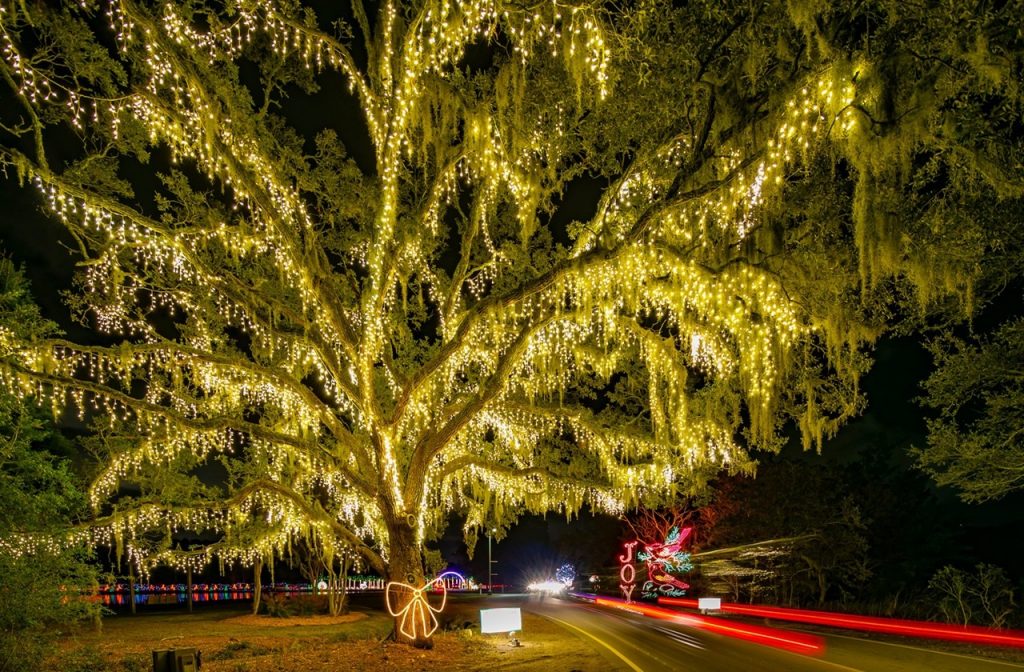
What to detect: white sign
<box><xmin>698</xmin><ymin>597</ymin><xmax>722</xmax><ymax>611</ymax></box>
<box><xmin>480</xmin><ymin>607</ymin><xmax>523</xmax><ymax>633</ymax></box>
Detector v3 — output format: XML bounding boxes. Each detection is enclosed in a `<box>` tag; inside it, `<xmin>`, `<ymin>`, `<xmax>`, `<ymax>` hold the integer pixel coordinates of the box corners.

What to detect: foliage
<box><xmin>51</xmin><ymin>647</ymin><xmax>148</xmax><ymax>672</ymax></box>
<box><xmin>0</xmin><ymin>1</ymin><xmax>1021</xmax><ymax>645</ymax></box>
<box><xmin>292</xmin><ymin>535</ymin><xmax>351</xmax><ymax>616</ymax></box>
<box><xmin>929</xmin><ymin>563</ymin><xmax>1017</xmax><ymax>628</ymax></box>
<box><xmin>0</xmin><ymin>259</ymin><xmax>100</xmax><ymax>672</ymax></box>
<box><xmin>841</xmin><ymin>437</ymin><xmax>957</xmax><ymax>599</ymax></box>
<box><xmin>260</xmin><ymin>592</ymin><xmax>296</xmax><ymax>619</ymax></box>
<box><xmin>915</xmin><ymin>318</ymin><xmax>1024</xmax><ymax>502</ymax></box>
<box><xmin>698</xmin><ymin>545</ymin><xmax>789</xmax><ymax>603</ymax></box>
<box><xmin>703</xmin><ymin>462</ymin><xmax>870</xmax><ymax>606</ymax></box>
<box><xmin>624</xmin><ymin>505</ymin><xmax>709</xmax><ymax>550</ymax></box>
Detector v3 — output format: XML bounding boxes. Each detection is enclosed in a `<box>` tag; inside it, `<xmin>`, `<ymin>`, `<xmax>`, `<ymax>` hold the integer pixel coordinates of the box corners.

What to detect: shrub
<box><xmin>260</xmin><ymin>593</ymin><xmax>294</xmax><ymax>618</ymax></box>
<box><xmin>929</xmin><ymin>563</ymin><xmax>1016</xmax><ymax>628</ymax></box>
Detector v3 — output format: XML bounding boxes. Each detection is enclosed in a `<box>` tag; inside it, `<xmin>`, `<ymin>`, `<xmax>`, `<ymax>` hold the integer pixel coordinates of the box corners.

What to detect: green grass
<box><xmin>206</xmin><ymin>639</ymin><xmax>276</xmax><ymax>661</ymax></box>
<box><xmin>99</xmin><ymin>608</ymin><xmax>391</xmax><ymax>642</ymax></box>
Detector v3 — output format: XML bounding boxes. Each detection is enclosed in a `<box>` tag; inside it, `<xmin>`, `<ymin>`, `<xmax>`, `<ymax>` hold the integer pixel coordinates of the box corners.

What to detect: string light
<box><xmin>0</xmin><ymin>0</ymin><xmax>860</xmax><ymax>593</ymax></box>
<box><xmin>385</xmin><ymin>577</ymin><xmax>448</xmax><ymax>641</ymax></box>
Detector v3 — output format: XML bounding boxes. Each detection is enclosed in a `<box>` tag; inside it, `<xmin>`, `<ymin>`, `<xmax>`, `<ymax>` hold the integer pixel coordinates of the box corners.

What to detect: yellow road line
<box><xmin>543</xmin><ymin>613</ymin><xmax>646</xmax><ymax>672</ymax></box>
<box><xmin>799</xmin><ymin>629</ymin><xmax>1024</xmax><ymax>669</ymax></box>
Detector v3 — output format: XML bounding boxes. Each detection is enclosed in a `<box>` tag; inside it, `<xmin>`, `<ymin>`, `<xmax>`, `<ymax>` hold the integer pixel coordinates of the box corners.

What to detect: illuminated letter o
<box><xmin>620</xmin><ymin>563</ymin><xmax>635</xmax><ymax>584</ymax></box>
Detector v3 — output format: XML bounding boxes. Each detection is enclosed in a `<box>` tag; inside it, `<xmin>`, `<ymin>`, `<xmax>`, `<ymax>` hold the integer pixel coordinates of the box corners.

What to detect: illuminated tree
<box><xmin>0</xmin><ymin>0</ymin><xmax>1020</xmax><ymax>645</ymax></box>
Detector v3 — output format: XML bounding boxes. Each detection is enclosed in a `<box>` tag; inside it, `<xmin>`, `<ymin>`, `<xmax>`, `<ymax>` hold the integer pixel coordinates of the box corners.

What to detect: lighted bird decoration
<box><xmin>638</xmin><ymin>526</ymin><xmax>694</xmax><ymax>595</ymax></box>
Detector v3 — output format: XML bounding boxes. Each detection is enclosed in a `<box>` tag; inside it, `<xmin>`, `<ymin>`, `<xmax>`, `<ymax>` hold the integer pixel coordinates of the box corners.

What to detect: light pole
<box><xmin>487</xmin><ymin>527</ymin><xmax>496</xmax><ymax>594</ymax></box>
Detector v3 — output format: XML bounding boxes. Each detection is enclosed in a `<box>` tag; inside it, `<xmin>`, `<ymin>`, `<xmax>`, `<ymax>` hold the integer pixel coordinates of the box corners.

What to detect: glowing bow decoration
<box><xmin>385</xmin><ymin>577</ymin><xmax>448</xmax><ymax>641</ymax></box>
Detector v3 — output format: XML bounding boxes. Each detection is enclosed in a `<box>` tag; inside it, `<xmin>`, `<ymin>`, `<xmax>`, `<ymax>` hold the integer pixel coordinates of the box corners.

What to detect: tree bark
<box><xmin>128</xmin><ymin>566</ymin><xmax>136</xmax><ymax>615</ymax></box>
<box><xmin>328</xmin><ymin>556</ymin><xmax>350</xmax><ymax>617</ymax></box>
<box><xmin>253</xmin><ymin>557</ymin><xmax>263</xmax><ymax>615</ymax></box>
<box><xmin>385</xmin><ymin>516</ymin><xmax>431</xmax><ymax>648</ymax></box>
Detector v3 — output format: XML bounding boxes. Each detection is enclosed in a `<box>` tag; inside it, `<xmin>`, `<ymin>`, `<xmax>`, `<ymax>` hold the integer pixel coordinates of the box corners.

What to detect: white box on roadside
<box><xmin>480</xmin><ymin>607</ymin><xmax>523</xmax><ymax>633</ymax></box>
<box><xmin>698</xmin><ymin>597</ymin><xmax>722</xmax><ymax>611</ymax></box>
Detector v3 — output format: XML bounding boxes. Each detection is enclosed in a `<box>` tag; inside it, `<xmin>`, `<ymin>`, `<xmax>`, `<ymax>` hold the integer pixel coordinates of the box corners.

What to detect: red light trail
<box><xmin>657</xmin><ymin>597</ymin><xmax>1024</xmax><ymax>647</ymax></box>
<box><xmin>592</xmin><ymin>595</ymin><xmax>825</xmax><ymax>656</ymax></box>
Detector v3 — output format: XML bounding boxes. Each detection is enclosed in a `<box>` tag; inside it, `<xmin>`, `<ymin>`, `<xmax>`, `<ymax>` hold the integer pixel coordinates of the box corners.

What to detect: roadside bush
<box><xmin>260</xmin><ymin>592</ymin><xmax>294</xmax><ymax>618</ymax></box>
<box><xmin>259</xmin><ymin>592</ymin><xmax>331</xmax><ymax>617</ymax></box>
<box><xmin>0</xmin><ymin>261</ymin><xmax>103</xmax><ymax>672</ymax></box>
<box><xmin>0</xmin><ymin>546</ymin><xmax>101</xmax><ymax>672</ymax></box>
<box><xmin>290</xmin><ymin>594</ymin><xmax>328</xmax><ymax>616</ymax></box>
<box><xmin>52</xmin><ymin>646</ymin><xmax>114</xmax><ymax>672</ymax></box>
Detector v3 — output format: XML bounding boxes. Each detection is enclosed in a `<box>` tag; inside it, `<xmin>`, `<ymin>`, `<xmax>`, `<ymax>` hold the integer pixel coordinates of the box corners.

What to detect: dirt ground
<box><xmin>52</xmin><ymin>603</ymin><xmax>623</xmax><ymax>672</ymax></box>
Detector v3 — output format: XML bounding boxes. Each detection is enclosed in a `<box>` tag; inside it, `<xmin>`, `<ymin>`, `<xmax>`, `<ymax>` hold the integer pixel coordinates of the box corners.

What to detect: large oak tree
<box><xmin>0</xmin><ymin>0</ymin><xmax>1020</xmax><ymax>643</ymax></box>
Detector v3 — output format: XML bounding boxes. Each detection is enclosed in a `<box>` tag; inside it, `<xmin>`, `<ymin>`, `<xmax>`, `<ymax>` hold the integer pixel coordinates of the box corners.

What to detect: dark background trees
<box><xmin>0</xmin><ymin>260</ymin><xmax>100</xmax><ymax>672</ymax></box>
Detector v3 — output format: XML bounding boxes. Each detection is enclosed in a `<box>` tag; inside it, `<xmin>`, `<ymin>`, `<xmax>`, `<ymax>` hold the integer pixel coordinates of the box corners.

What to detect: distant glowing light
<box><xmin>433</xmin><ymin>570</ymin><xmax>476</xmax><ymax>591</ymax></box>
<box><xmin>527</xmin><ymin>579</ymin><xmax>566</xmax><ymax>594</ymax></box>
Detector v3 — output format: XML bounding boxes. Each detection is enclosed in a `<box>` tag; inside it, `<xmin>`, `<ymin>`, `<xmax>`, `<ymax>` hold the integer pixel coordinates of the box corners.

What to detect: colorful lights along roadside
<box><xmin>658</xmin><ymin>597</ymin><xmax>1024</xmax><ymax>648</ymax></box>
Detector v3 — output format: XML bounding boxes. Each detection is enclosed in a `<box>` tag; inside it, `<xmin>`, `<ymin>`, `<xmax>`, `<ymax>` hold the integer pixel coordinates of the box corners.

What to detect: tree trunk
<box><xmin>128</xmin><ymin>566</ymin><xmax>136</xmax><ymax>615</ymax></box>
<box><xmin>187</xmin><ymin>566</ymin><xmax>193</xmax><ymax>613</ymax></box>
<box><xmin>252</xmin><ymin>557</ymin><xmax>263</xmax><ymax>615</ymax></box>
<box><xmin>385</xmin><ymin>516</ymin><xmax>431</xmax><ymax>648</ymax></box>
<box><xmin>328</xmin><ymin>556</ymin><xmax>350</xmax><ymax>617</ymax></box>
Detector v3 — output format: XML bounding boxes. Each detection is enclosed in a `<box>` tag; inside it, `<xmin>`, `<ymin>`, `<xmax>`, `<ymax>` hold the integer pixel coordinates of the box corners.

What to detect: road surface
<box><xmin>514</xmin><ymin>595</ymin><xmax>1024</xmax><ymax>672</ymax></box>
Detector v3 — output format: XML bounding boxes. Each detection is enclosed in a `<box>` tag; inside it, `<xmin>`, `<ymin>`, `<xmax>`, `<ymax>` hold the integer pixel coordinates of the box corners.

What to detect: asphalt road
<box><xmin>516</xmin><ymin>595</ymin><xmax>1024</xmax><ymax>672</ymax></box>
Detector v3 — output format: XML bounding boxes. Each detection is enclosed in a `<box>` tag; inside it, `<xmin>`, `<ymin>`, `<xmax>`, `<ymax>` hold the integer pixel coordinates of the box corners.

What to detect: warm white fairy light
<box><xmin>385</xmin><ymin>577</ymin><xmax>448</xmax><ymax>641</ymax></box>
<box><xmin>0</xmin><ymin>0</ymin><xmax>863</xmax><ymax>624</ymax></box>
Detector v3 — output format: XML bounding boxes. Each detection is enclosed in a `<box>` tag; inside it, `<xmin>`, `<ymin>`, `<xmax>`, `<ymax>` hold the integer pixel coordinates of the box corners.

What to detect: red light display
<box><xmin>593</xmin><ymin>595</ymin><xmax>824</xmax><ymax>656</ymax></box>
<box><xmin>657</xmin><ymin>597</ymin><xmax>1024</xmax><ymax>648</ymax></box>
<box><xmin>618</xmin><ymin>540</ymin><xmax>638</xmax><ymax>603</ymax></box>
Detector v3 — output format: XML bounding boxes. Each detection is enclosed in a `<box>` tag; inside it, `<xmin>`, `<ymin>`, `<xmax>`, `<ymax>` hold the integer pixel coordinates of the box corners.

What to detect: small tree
<box><xmin>930</xmin><ymin>565</ymin><xmax>975</xmax><ymax>626</ymax></box>
<box><xmin>929</xmin><ymin>564</ymin><xmax>1016</xmax><ymax>628</ymax></box>
<box><xmin>624</xmin><ymin>506</ymin><xmax>702</xmax><ymax>548</ymax></box>
<box><xmin>915</xmin><ymin>321</ymin><xmax>1024</xmax><ymax>502</ymax></box>
<box><xmin>0</xmin><ymin>260</ymin><xmax>100</xmax><ymax>672</ymax></box>
<box><xmin>700</xmin><ymin>547</ymin><xmax>787</xmax><ymax>603</ymax></box>
<box><xmin>296</xmin><ymin>533</ymin><xmax>353</xmax><ymax>617</ymax></box>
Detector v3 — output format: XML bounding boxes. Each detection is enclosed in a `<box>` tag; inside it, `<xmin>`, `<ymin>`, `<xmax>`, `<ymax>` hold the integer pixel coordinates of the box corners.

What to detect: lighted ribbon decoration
<box><xmin>385</xmin><ymin>577</ymin><xmax>448</xmax><ymax>641</ymax></box>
